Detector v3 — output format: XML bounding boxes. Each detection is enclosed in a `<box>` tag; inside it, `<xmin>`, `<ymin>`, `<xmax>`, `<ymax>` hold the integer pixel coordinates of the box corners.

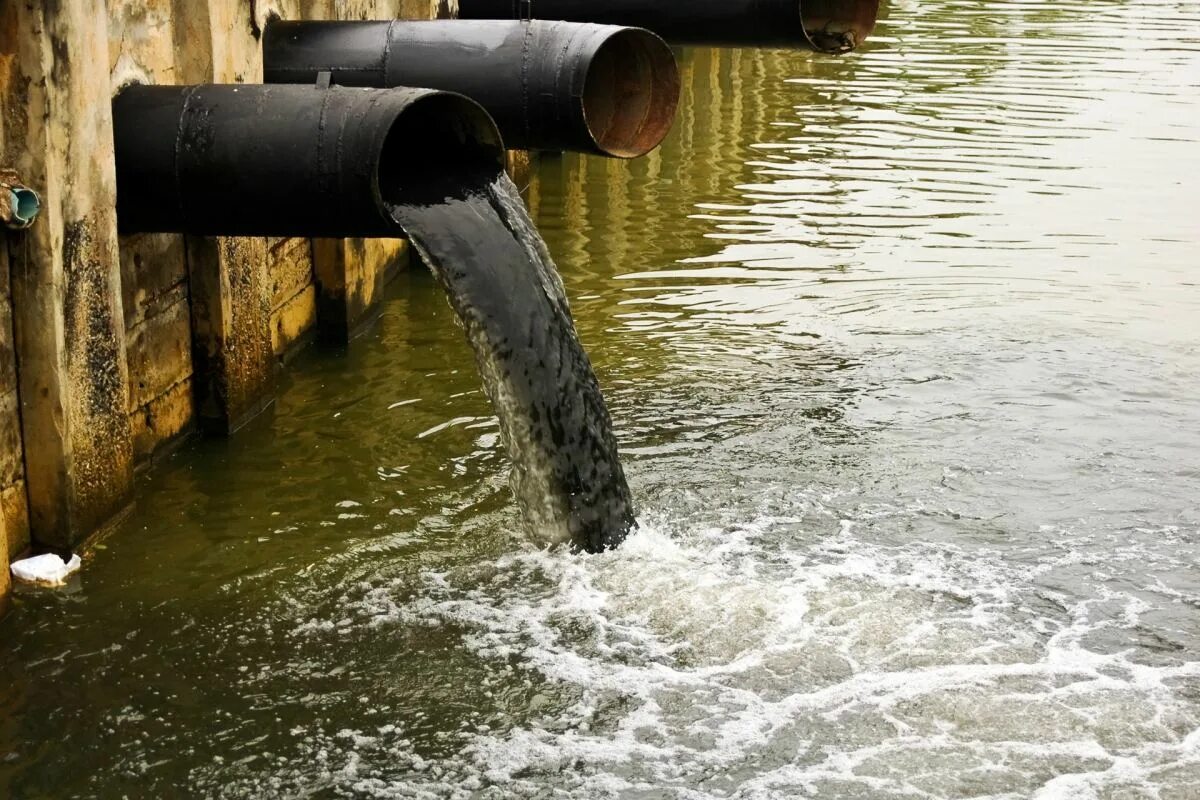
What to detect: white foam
<box><xmin>268</xmin><ymin>506</ymin><xmax>1200</xmax><ymax>798</ymax></box>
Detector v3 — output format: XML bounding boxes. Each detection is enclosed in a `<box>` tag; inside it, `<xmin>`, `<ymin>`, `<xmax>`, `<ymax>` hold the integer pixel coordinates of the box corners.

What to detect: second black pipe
<box><xmin>264</xmin><ymin>19</ymin><xmax>680</xmax><ymax>159</ymax></box>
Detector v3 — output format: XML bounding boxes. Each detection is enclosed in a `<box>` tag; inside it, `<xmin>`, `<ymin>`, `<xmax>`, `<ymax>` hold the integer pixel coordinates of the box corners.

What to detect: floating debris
<box><xmin>811</xmin><ymin>24</ymin><xmax>859</xmax><ymax>54</ymax></box>
<box><xmin>10</xmin><ymin>553</ymin><xmax>82</xmax><ymax>587</ymax></box>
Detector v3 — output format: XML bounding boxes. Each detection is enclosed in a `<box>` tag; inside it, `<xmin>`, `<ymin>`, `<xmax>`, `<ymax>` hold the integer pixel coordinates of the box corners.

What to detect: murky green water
<box><xmin>4</xmin><ymin>1</ymin><xmax>1200</xmax><ymax>797</ymax></box>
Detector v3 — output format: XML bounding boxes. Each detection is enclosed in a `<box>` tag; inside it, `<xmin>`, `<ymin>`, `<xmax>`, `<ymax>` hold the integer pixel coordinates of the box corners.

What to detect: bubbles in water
<box><xmin>257</xmin><ymin>503</ymin><xmax>1200</xmax><ymax>799</ymax></box>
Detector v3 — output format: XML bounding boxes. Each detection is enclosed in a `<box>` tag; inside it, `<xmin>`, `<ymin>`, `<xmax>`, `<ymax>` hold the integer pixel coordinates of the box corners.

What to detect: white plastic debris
<box><xmin>10</xmin><ymin>553</ymin><xmax>82</xmax><ymax>587</ymax></box>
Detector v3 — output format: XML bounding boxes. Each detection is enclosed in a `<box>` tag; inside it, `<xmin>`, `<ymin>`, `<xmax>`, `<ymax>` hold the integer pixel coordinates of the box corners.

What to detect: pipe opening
<box><xmin>4</xmin><ymin>187</ymin><xmax>40</xmax><ymax>230</ymax></box>
<box><xmin>377</xmin><ymin>93</ymin><xmax>507</xmax><ymax>209</ymax></box>
<box><xmin>582</xmin><ymin>28</ymin><xmax>680</xmax><ymax>159</ymax></box>
<box><xmin>798</xmin><ymin>0</ymin><xmax>879</xmax><ymax>54</ymax></box>
<box><xmin>13</xmin><ymin>188</ymin><xmax>40</xmax><ymax>225</ymax></box>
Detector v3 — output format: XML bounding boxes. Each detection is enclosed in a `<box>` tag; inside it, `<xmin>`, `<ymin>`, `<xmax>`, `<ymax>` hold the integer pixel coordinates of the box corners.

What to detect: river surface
<box><xmin>3</xmin><ymin>0</ymin><xmax>1200</xmax><ymax>797</ymax></box>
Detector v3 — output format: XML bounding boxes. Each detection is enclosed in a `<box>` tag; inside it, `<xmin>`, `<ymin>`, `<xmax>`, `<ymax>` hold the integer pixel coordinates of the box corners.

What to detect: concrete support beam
<box><xmin>0</xmin><ymin>0</ymin><xmax>134</xmax><ymax>552</ymax></box>
<box><xmin>312</xmin><ymin>238</ymin><xmax>409</xmax><ymax>344</ymax></box>
<box><xmin>0</xmin><ymin>233</ymin><xmax>29</xmax><ymax>561</ymax></box>
<box><xmin>172</xmin><ymin>0</ymin><xmax>278</xmax><ymax>433</ymax></box>
<box><xmin>306</xmin><ymin>0</ymin><xmax>416</xmax><ymax>345</ymax></box>
<box><xmin>109</xmin><ymin>2</ymin><xmax>198</xmax><ymax>463</ymax></box>
<box><xmin>184</xmin><ymin>236</ymin><xmax>275</xmax><ymax>433</ymax></box>
<box><xmin>1</xmin><ymin>505</ymin><xmax>9</xmax><ymax>616</ymax></box>
<box><xmin>267</xmin><ymin>236</ymin><xmax>317</xmax><ymax>358</ymax></box>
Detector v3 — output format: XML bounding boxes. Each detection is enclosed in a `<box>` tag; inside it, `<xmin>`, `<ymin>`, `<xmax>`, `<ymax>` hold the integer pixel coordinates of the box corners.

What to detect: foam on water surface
<box><xmin>203</xmin><ymin>497</ymin><xmax>1198</xmax><ymax>799</ymax></box>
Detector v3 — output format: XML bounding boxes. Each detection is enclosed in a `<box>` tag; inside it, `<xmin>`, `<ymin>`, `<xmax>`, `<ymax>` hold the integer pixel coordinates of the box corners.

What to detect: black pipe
<box><xmin>263</xmin><ymin>20</ymin><xmax>680</xmax><ymax>159</ymax></box>
<box><xmin>112</xmin><ymin>84</ymin><xmax>504</xmax><ymax>237</ymax></box>
<box><xmin>454</xmin><ymin>0</ymin><xmax>880</xmax><ymax>53</ymax></box>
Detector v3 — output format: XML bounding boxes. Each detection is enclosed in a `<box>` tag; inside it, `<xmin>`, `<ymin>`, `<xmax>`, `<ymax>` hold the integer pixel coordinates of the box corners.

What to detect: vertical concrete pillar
<box><xmin>259</xmin><ymin>4</ymin><xmax>322</xmax><ymax>360</ymax></box>
<box><xmin>183</xmin><ymin>236</ymin><xmax>275</xmax><ymax>433</ymax></box>
<box><xmin>312</xmin><ymin>238</ymin><xmax>409</xmax><ymax>344</ymax></box>
<box><xmin>0</xmin><ymin>1</ymin><xmax>134</xmax><ymax>552</ymax></box>
<box><xmin>0</xmin><ymin>232</ymin><xmax>29</xmax><ymax>561</ymax></box>
<box><xmin>0</xmin><ymin>503</ymin><xmax>9</xmax><ymax>616</ymax></box>
<box><xmin>171</xmin><ymin>0</ymin><xmax>278</xmax><ymax>433</ymax></box>
<box><xmin>110</xmin><ymin>2</ymin><xmax>198</xmax><ymax>464</ymax></box>
<box><xmin>309</xmin><ymin>0</ymin><xmax>415</xmax><ymax>344</ymax></box>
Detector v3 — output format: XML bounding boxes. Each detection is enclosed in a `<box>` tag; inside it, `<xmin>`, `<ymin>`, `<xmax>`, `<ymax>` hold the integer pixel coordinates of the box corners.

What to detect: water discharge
<box><xmin>389</xmin><ymin>170</ymin><xmax>636</xmax><ymax>552</ymax></box>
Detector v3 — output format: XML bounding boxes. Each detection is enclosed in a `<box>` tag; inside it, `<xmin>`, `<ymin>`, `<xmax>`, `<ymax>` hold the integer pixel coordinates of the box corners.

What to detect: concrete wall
<box><xmin>1</xmin><ymin>1</ymin><xmax>134</xmax><ymax>561</ymax></box>
<box><xmin>0</xmin><ymin>503</ymin><xmax>8</xmax><ymax>617</ymax></box>
<box><xmin>108</xmin><ymin>0</ymin><xmax>438</xmax><ymax>460</ymax></box>
<box><xmin>0</xmin><ymin>235</ymin><xmax>25</xmax><ymax>561</ymax></box>
<box><xmin>0</xmin><ymin>0</ymin><xmax>452</xmax><ymax>608</ymax></box>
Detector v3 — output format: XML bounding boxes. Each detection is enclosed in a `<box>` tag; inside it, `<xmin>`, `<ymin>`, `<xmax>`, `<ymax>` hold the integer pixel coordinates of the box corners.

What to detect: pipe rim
<box><xmin>4</xmin><ymin>189</ymin><xmax>40</xmax><ymax>232</ymax></box>
<box><xmin>375</xmin><ymin>91</ymin><xmax>507</xmax><ymax>210</ymax></box>
<box><xmin>798</xmin><ymin>0</ymin><xmax>879</xmax><ymax>54</ymax></box>
<box><xmin>581</xmin><ymin>27</ymin><xmax>680</xmax><ymax>159</ymax></box>
<box><xmin>13</xmin><ymin>188</ymin><xmax>40</xmax><ymax>225</ymax></box>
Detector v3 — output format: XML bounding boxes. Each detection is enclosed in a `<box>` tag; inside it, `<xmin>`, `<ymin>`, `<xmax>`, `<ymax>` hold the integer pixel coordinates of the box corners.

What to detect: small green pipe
<box><xmin>4</xmin><ymin>185</ymin><xmax>40</xmax><ymax>230</ymax></box>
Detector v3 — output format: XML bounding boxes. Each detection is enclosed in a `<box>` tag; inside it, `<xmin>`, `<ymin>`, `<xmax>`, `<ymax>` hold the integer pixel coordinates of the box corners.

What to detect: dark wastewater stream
<box><xmin>391</xmin><ymin>169</ymin><xmax>636</xmax><ymax>553</ymax></box>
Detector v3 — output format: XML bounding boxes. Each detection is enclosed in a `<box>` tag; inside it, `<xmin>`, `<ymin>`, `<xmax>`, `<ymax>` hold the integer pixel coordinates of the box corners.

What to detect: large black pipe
<box><xmin>263</xmin><ymin>20</ymin><xmax>680</xmax><ymax>159</ymax></box>
<box><xmin>454</xmin><ymin>0</ymin><xmax>880</xmax><ymax>53</ymax></box>
<box><xmin>112</xmin><ymin>84</ymin><xmax>504</xmax><ymax>237</ymax></box>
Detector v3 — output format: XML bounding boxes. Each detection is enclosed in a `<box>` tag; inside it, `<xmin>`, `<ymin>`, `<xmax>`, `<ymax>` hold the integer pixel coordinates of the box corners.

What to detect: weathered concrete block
<box><xmin>130</xmin><ymin>376</ymin><xmax>194</xmax><ymax>465</ymax></box>
<box><xmin>2</xmin><ymin>0</ymin><xmax>135</xmax><ymax>551</ymax></box>
<box><xmin>268</xmin><ymin>236</ymin><xmax>315</xmax><ymax>312</ymax></box>
<box><xmin>0</xmin><ymin>235</ymin><xmax>8</xmax><ymax>299</ymax></box>
<box><xmin>299</xmin><ymin>1</ymin><xmax>441</xmax><ymax>19</ymax></box>
<box><xmin>186</xmin><ymin>235</ymin><xmax>276</xmax><ymax>434</ymax></box>
<box><xmin>0</xmin><ymin>282</ymin><xmax>14</xmax><ymax>395</ymax></box>
<box><xmin>119</xmin><ymin>240</ymin><xmax>195</xmax><ymax>462</ymax></box>
<box><xmin>126</xmin><ymin>290</ymin><xmax>192</xmax><ymax>414</ymax></box>
<box><xmin>119</xmin><ymin>234</ymin><xmax>189</xmax><ymax>331</ymax></box>
<box><xmin>0</xmin><ymin>390</ymin><xmax>23</xmax><ymax>493</ymax></box>
<box><xmin>272</xmin><ymin>285</ymin><xmax>318</xmax><ymax>358</ymax></box>
<box><xmin>0</xmin><ymin>238</ymin><xmax>28</xmax><ymax>560</ymax></box>
<box><xmin>313</xmin><ymin>238</ymin><xmax>409</xmax><ymax>344</ymax></box>
<box><xmin>267</xmin><ymin>235</ymin><xmax>319</xmax><ymax>356</ymax></box>
<box><xmin>0</xmin><ymin>385</ymin><xmax>28</xmax><ymax>558</ymax></box>
<box><xmin>0</xmin><ymin>239</ymin><xmax>27</xmax><ymax>559</ymax></box>
<box><xmin>2</xmin><ymin>481</ymin><xmax>30</xmax><ymax>561</ymax></box>
<box><xmin>108</xmin><ymin>0</ymin><xmax>177</xmax><ymax>87</ymax></box>
<box><xmin>0</xmin><ymin>505</ymin><xmax>9</xmax><ymax>617</ymax></box>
